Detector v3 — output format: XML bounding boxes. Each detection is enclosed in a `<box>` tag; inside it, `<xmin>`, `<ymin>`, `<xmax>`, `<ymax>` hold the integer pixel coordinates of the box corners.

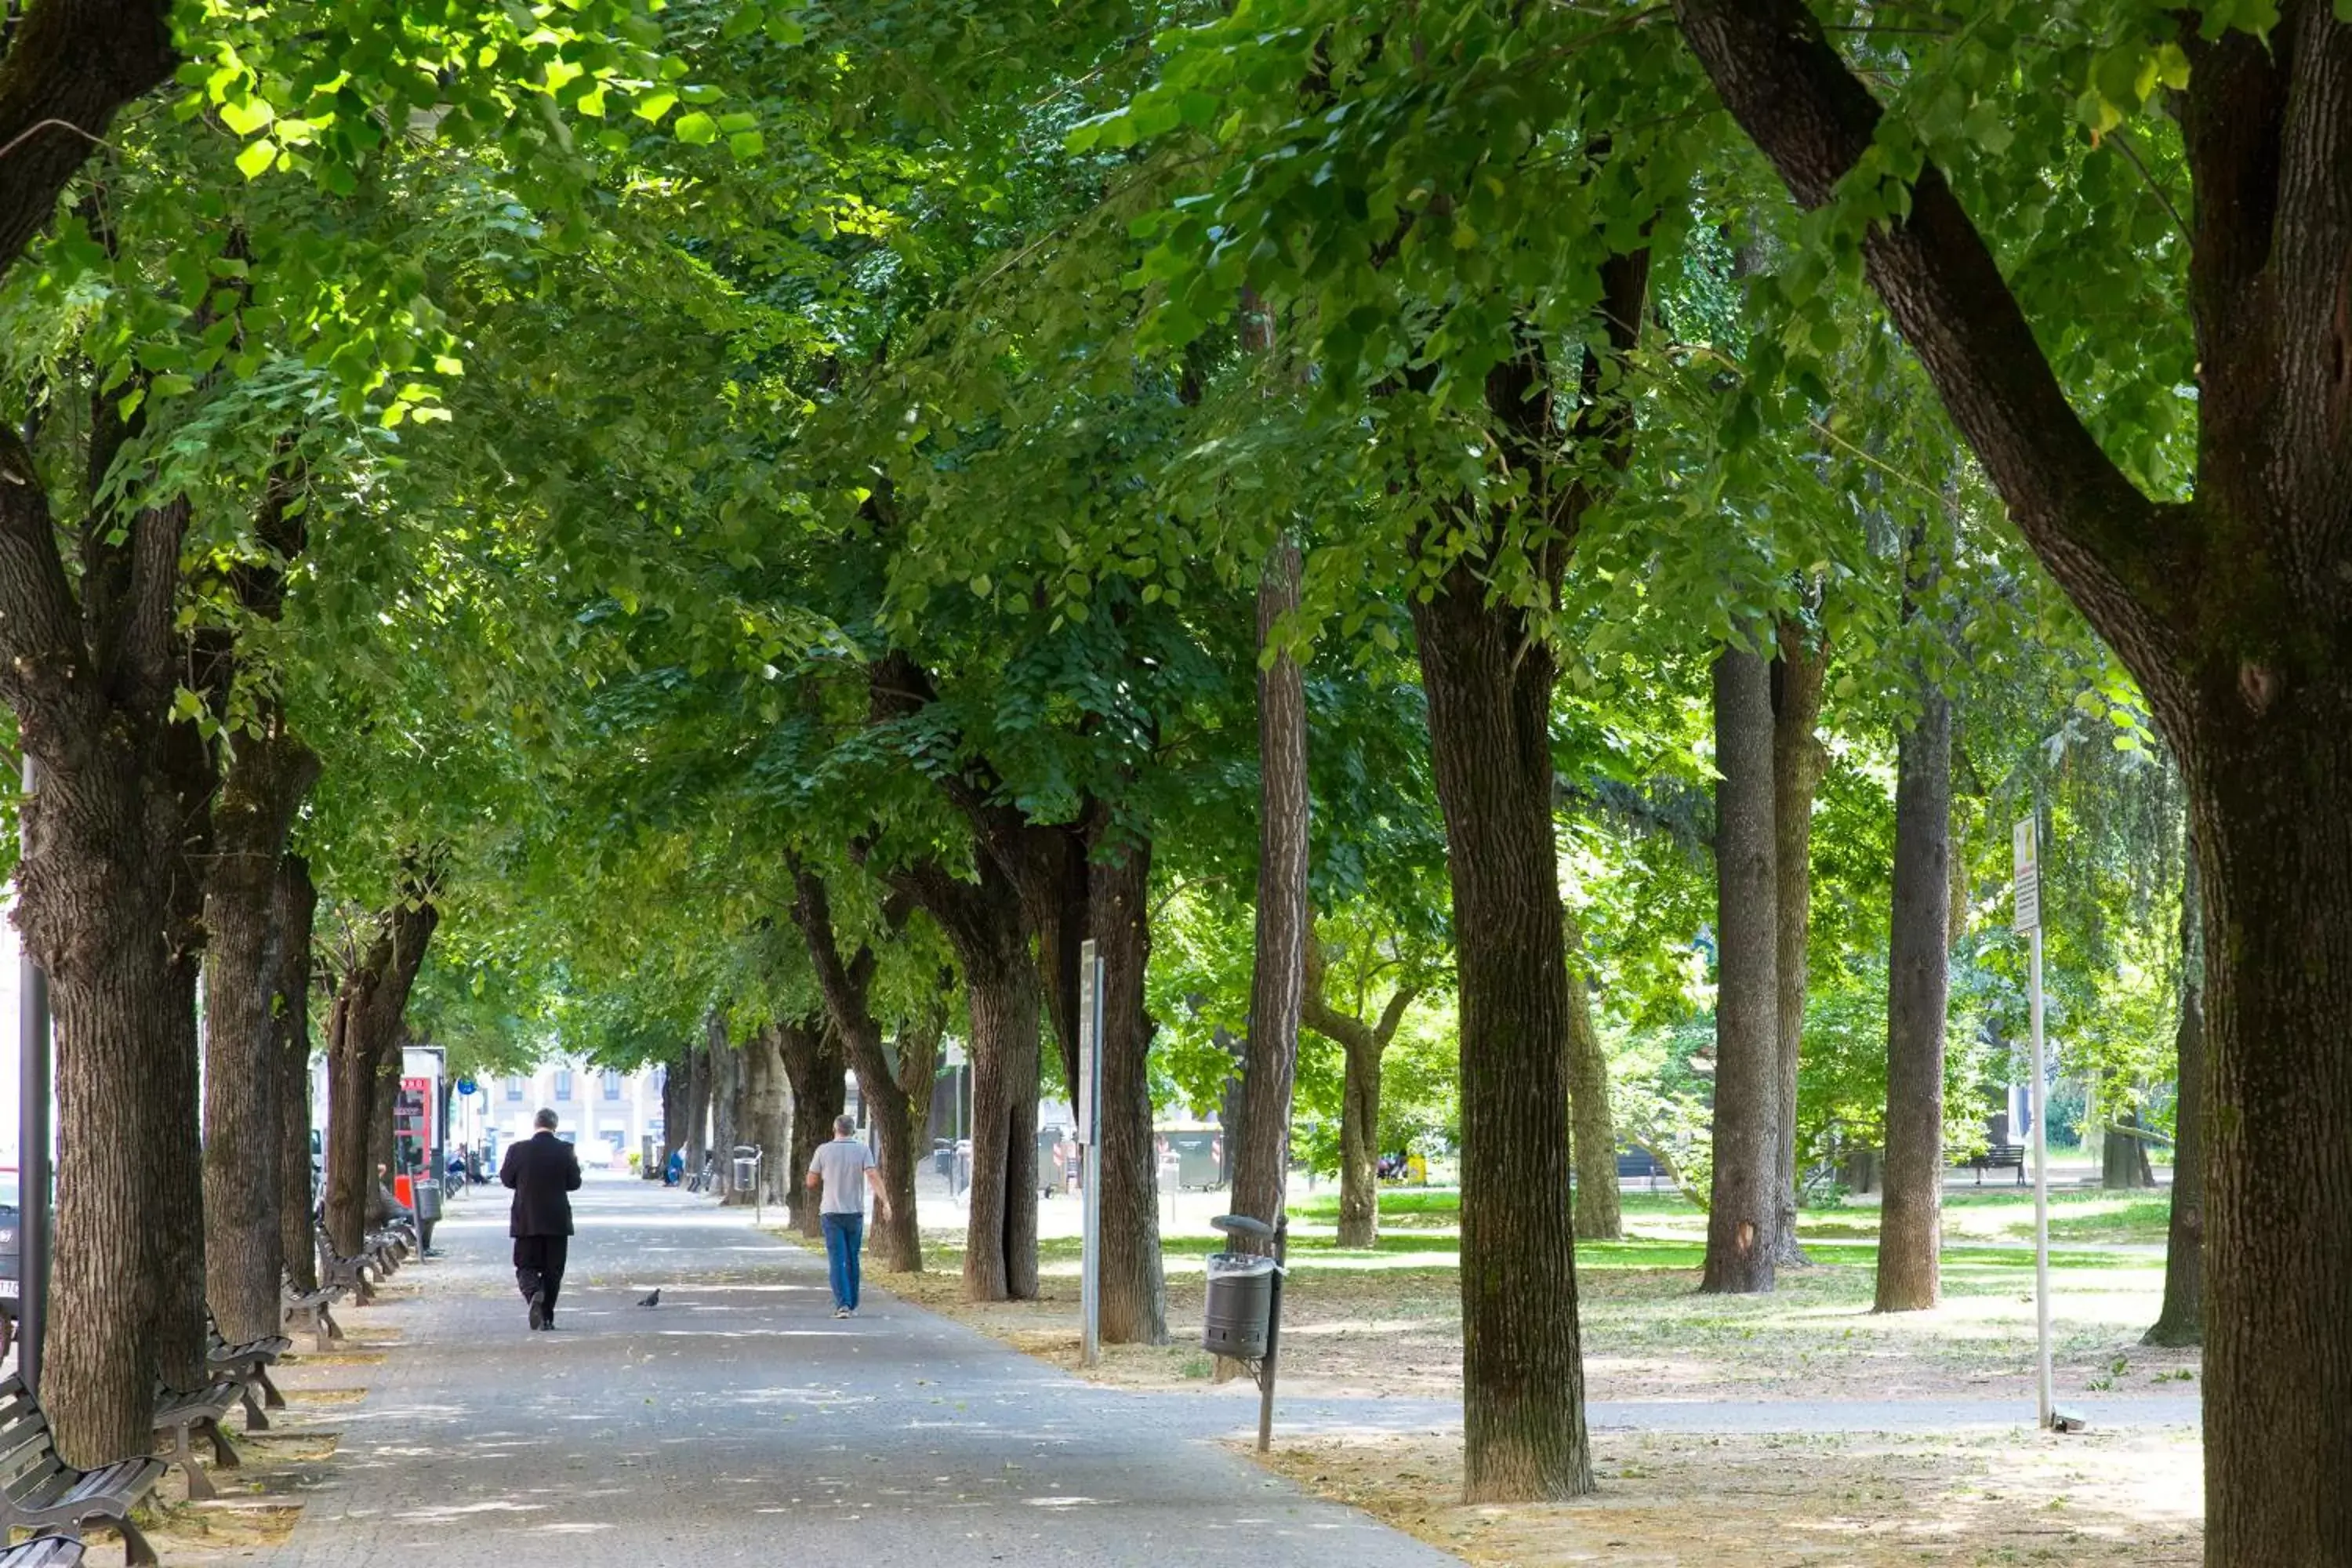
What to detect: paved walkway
<box><xmin>264</xmin><ymin>1174</ymin><xmax>1456</xmax><ymax>1567</ymax></box>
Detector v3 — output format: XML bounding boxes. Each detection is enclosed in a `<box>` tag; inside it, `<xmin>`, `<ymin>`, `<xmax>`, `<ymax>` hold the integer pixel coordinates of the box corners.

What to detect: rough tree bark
<box><xmin>1874</xmin><ymin>688</ymin><xmax>1951</xmax><ymax>1313</ymax></box>
<box><xmin>776</xmin><ymin>1016</ymin><xmax>845</xmax><ymax>1238</ymax></box>
<box><xmin>1412</xmin><ymin>293</ymin><xmax>1651</xmax><ymax>1497</ymax></box>
<box><xmin>0</xmin><ymin>0</ymin><xmax>187</xmax><ymax>1468</ymax></box>
<box><xmin>683</xmin><ymin>1024</ymin><xmax>713</xmax><ymax>1180</ymax></box>
<box><xmin>860</xmin><ymin>653</ymin><xmax>1162</xmax><ymax>1336</ymax></box>
<box><xmin>708</xmin><ymin>1012</ymin><xmax>742</xmax><ymax>1200</ymax></box>
<box><xmin>790</xmin><ymin>867</ymin><xmax>923</xmax><ymax>1272</ymax></box>
<box><xmin>1230</xmin><ymin>538</ymin><xmax>1310</xmax><ymax>1243</ymax></box>
<box><xmin>1088</xmin><ymin>830</ymin><xmax>1167</xmax><ymax>1344</ymax></box>
<box><xmin>1409</xmin><ymin>252</ymin><xmax>1648</xmax><ymax>1502</ymax></box>
<box><xmin>2147</xmin><ymin>848</ymin><xmax>2204</xmax><ymax>1347</ymax></box>
<box><xmin>2102</xmin><ymin>1099</ymin><xmax>2156</xmax><ymax>1189</ymax></box>
<box><xmin>891</xmin><ymin>854</ymin><xmax>1041</xmax><ymax>1301</ymax></box>
<box><xmin>5</xmin><ymin>483</ymin><xmax>212</xmax><ymax>1458</ymax></box>
<box><xmin>739</xmin><ymin>1025</ymin><xmax>793</xmax><ymax>1209</ymax></box>
<box><xmin>1770</xmin><ymin>621</ymin><xmax>1828</xmax><ymax>1261</ymax></box>
<box><xmin>1704</xmin><ymin>645</ymin><xmax>1782</xmax><ymax>1294</ymax></box>
<box><xmin>1300</xmin><ymin>931</ymin><xmax>1421</xmax><ymax>1250</ymax></box>
<box><xmin>1671</xmin><ymin>6</ymin><xmax>2352</xmax><ymax>1552</ymax></box>
<box><xmin>324</xmin><ymin>877</ymin><xmax>439</xmax><ymax>1261</ymax></box>
<box><xmin>202</xmin><ymin>720</ymin><xmax>319</xmax><ymax>1344</ymax></box>
<box><xmin>1562</xmin><ymin>913</ymin><xmax>1621</xmax><ymax>1242</ymax></box>
<box><xmin>364</xmin><ymin>1020</ymin><xmax>404</xmax><ymax>1221</ymax></box>
<box><xmin>274</xmin><ymin>857</ymin><xmax>321</xmax><ymax>1294</ymax></box>
<box><xmin>659</xmin><ymin>1053</ymin><xmax>688</xmax><ymax>1176</ymax></box>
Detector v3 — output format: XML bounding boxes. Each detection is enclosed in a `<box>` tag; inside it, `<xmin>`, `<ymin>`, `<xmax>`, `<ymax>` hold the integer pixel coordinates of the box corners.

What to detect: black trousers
<box><xmin>514</xmin><ymin>1235</ymin><xmax>569</xmax><ymax>1315</ymax></box>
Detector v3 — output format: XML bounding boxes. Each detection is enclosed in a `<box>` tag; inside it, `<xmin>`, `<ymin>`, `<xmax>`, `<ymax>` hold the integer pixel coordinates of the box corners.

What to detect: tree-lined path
<box><xmin>263</xmin><ymin>1175</ymin><xmax>1454</xmax><ymax>1567</ymax></box>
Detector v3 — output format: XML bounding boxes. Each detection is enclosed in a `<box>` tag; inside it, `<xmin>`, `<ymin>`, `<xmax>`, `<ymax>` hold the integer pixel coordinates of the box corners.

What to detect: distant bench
<box><xmin>281</xmin><ymin>1278</ymin><xmax>346</xmax><ymax>1353</ymax></box>
<box><xmin>1959</xmin><ymin>1142</ymin><xmax>2027</xmax><ymax>1185</ymax></box>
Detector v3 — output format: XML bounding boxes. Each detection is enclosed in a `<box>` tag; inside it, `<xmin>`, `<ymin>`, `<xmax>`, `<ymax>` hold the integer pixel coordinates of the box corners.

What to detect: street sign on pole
<box><xmin>1079</xmin><ymin>940</ymin><xmax>1105</xmax><ymax>1369</ymax></box>
<box><xmin>2012</xmin><ymin>816</ymin><xmax>2042</xmax><ymax>936</ymax></box>
<box><xmin>2016</xmin><ymin>815</ymin><xmax>2056</xmax><ymax>1428</ymax></box>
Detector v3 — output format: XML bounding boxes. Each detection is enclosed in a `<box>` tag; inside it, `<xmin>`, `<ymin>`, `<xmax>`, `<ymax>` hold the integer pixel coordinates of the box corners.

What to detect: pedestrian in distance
<box><xmin>502</xmin><ymin>1108</ymin><xmax>583</xmax><ymax>1330</ymax></box>
<box><xmin>806</xmin><ymin>1114</ymin><xmax>888</xmax><ymax>1319</ymax></box>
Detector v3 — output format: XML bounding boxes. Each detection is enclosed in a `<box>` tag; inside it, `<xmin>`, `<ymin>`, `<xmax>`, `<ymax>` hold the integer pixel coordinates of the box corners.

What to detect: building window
<box><xmin>554</xmin><ymin>1069</ymin><xmax>573</xmax><ymax>1102</ymax></box>
<box><xmin>602</xmin><ymin>1069</ymin><xmax>622</xmax><ymax>1101</ymax></box>
<box><xmin>506</xmin><ymin>1076</ymin><xmax>523</xmax><ymax>1102</ymax></box>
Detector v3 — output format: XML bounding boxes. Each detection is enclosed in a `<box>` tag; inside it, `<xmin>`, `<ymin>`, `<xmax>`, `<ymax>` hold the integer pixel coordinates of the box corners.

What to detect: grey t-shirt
<box><xmin>809</xmin><ymin>1137</ymin><xmax>875</xmax><ymax>1215</ymax></box>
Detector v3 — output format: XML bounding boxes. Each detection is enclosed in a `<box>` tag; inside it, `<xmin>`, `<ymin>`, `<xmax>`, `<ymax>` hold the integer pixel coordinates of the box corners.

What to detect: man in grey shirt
<box><xmin>807</xmin><ymin>1115</ymin><xmax>888</xmax><ymax>1318</ymax></box>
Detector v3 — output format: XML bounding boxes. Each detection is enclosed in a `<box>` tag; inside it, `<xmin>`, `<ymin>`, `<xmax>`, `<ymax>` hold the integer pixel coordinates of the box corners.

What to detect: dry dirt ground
<box><xmin>845</xmin><ymin>1200</ymin><xmax>2205</xmax><ymax>1566</ymax></box>
<box><xmin>112</xmin><ymin>1293</ymin><xmax>409</xmax><ymax>1563</ymax></box>
<box><xmin>1249</xmin><ymin>1425</ymin><xmax>2201</xmax><ymax>1566</ymax></box>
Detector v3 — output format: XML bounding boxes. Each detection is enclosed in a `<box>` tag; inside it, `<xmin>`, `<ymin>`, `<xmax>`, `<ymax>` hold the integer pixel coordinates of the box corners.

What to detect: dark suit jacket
<box><xmin>501</xmin><ymin>1131</ymin><xmax>583</xmax><ymax>1237</ymax></box>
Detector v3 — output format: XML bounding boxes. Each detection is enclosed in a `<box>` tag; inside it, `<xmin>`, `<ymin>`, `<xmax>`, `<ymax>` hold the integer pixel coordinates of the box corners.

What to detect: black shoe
<box><xmin>528</xmin><ymin>1292</ymin><xmax>546</xmax><ymax>1330</ymax></box>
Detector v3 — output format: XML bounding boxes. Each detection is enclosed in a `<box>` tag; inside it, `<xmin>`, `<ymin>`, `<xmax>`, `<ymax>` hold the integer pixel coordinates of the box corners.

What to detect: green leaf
<box><xmin>728</xmin><ymin>129</ymin><xmax>764</xmax><ymax>160</ymax></box>
<box><xmin>234</xmin><ymin>139</ymin><xmax>278</xmax><ymax>180</ymax></box>
<box><xmin>633</xmin><ymin>90</ymin><xmax>678</xmax><ymax>123</ymax></box>
<box><xmin>219</xmin><ymin>96</ymin><xmax>274</xmax><ymax>136</ymax></box>
<box><xmin>673</xmin><ymin>111</ymin><xmax>717</xmax><ymax>146</ymax></box>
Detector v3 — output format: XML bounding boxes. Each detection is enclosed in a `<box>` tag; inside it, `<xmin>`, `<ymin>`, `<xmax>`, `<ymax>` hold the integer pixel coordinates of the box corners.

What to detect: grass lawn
<box><xmin>858</xmin><ymin>1185</ymin><xmax>2196</xmax><ymax>1406</ymax></box>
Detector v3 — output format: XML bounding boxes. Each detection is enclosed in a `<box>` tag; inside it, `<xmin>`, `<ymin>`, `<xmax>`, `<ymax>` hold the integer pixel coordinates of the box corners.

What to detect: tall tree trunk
<box><xmin>1412</xmin><ymin>553</ymin><xmax>1592</xmax><ymax>1497</ymax></box>
<box><xmin>1674</xmin><ymin>9</ymin><xmax>2352</xmax><ymax>1553</ymax></box>
<box><xmin>203</xmin><ymin>724</ymin><xmax>319</xmax><ymax>1344</ymax></box>
<box><xmin>1338</xmin><ymin>1037</ymin><xmax>1384</xmax><ymax>1246</ymax></box>
<box><xmin>739</xmin><ymin>1026</ymin><xmax>793</xmax><ymax>1209</ymax></box>
<box><xmin>790</xmin><ymin>868</ymin><xmax>924</xmax><ymax>1272</ymax></box>
<box><xmin>2146</xmin><ymin>847</ymin><xmax>2203</xmax><ymax>1347</ymax></box>
<box><xmin>777</xmin><ymin>1017</ymin><xmax>844</xmax><ymax>1238</ymax></box>
<box><xmin>894</xmin><ymin>855</ymin><xmax>1041</xmax><ymax>1301</ymax></box>
<box><xmin>1563</xmin><ymin>915</ymin><xmax>1621</xmax><ymax>1242</ymax></box>
<box><xmin>274</xmin><ymin>857</ymin><xmax>321</xmax><ymax>1295</ymax></box>
<box><xmin>365</xmin><ymin>1020</ymin><xmax>403</xmax><ymax>1220</ymax></box>
<box><xmin>1301</xmin><ymin>930</ymin><xmax>1423</xmax><ymax>1251</ymax></box>
<box><xmin>2103</xmin><ymin>1108</ymin><xmax>2156</xmax><ymax>1189</ymax></box>
<box><xmin>155</xmin><ymin>924</ymin><xmax>212</xmax><ymax>1395</ymax></box>
<box><xmin>1771</xmin><ymin>622</ymin><xmax>1828</xmax><ymax>1261</ymax></box>
<box><xmin>1875</xmin><ymin>690</ymin><xmax>1951</xmax><ymax>1313</ymax></box>
<box><xmin>659</xmin><ymin>1053</ymin><xmax>684</xmax><ymax>1174</ymax></box>
<box><xmin>1704</xmin><ymin>644</ymin><xmax>1782</xmax><ymax>1294</ymax></box>
<box><xmin>708</xmin><ymin>1013</ymin><xmax>742</xmax><ymax>1200</ymax></box>
<box><xmin>325</xmin><ymin>879</ymin><xmax>439</xmax><ymax>1258</ymax></box>
<box><xmin>684</xmin><ymin>1024</ymin><xmax>713</xmax><ymax>1178</ymax></box>
<box><xmin>1231</xmin><ymin>539</ymin><xmax>1311</xmax><ymax>1242</ymax></box>
<box><xmin>1089</xmin><ymin>831</ymin><xmax>1167</xmax><ymax>1344</ymax></box>
<box><xmin>25</xmin><ymin>777</ymin><xmax>182</xmax><ymax>1465</ymax></box>
<box><xmin>1406</xmin><ymin>262</ymin><xmax>1650</xmax><ymax>1501</ymax></box>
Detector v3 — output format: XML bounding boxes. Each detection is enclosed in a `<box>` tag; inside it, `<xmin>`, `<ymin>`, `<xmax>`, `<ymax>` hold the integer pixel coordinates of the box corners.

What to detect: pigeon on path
<box><xmin>637</xmin><ymin>1289</ymin><xmax>662</xmax><ymax>1308</ymax></box>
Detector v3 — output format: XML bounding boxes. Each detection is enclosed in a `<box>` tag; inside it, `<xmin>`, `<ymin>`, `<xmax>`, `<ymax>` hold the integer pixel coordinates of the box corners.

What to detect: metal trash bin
<box><xmin>731</xmin><ymin>1145</ymin><xmax>761</xmax><ymax>1193</ymax></box>
<box><xmin>411</xmin><ymin>1179</ymin><xmax>444</xmax><ymax>1223</ymax></box>
<box><xmin>1201</xmin><ymin>1251</ymin><xmax>1276</xmax><ymax>1360</ymax></box>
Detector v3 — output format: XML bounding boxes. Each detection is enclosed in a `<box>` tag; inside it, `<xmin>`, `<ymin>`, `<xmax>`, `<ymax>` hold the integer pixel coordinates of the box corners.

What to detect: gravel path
<box><xmin>261</xmin><ymin>1173</ymin><xmax>1458</xmax><ymax>1567</ymax></box>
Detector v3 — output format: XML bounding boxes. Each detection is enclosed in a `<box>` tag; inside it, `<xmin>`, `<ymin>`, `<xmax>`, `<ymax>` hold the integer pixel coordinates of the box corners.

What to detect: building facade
<box><xmin>460</xmin><ymin>1060</ymin><xmax>666</xmax><ymax>1170</ymax></box>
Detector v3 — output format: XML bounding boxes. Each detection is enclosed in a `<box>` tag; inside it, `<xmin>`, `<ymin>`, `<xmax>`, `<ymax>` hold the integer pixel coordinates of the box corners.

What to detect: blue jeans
<box><xmin>822</xmin><ymin>1211</ymin><xmax>864</xmax><ymax>1312</ymax></box>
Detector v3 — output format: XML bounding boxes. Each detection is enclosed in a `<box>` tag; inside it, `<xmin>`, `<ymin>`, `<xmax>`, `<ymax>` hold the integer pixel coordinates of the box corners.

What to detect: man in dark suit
<box><xmin>500</xmin><ymin>1108</ymin><xmax>583</xmax><ymax>1330</ymax></box>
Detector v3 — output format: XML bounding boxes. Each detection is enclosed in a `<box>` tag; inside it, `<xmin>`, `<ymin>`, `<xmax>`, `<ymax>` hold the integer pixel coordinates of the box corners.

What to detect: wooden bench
<box><xmin>205</xmin><ymin>1318</ymin><xmax>291</xmax><ymax>1432</ymax></box>
<box><xmin>151</xmin><ymin>1380</ymin><xmax>241</xmax><ymax>1501</ymax></box>
<box><xmin>281</xmin><ymin>1279</ymin><xmax>345</xmax><ymax>1353</ymax></box>
<box><xmin>1962</xmin><ymin>1142</ymin><xmax>2028</xmax><ymax>1185</ymax></box>
<box><xmin>317</xmin><ymin>1228</ymin><xmax>379</xmax><ymax>1305</ymax></box>
<box><xmin>0</xmin><ymin>1375</ymin><xmax>164</xmax><ymax>1566</ymax></box>
<box><xmin>0</xmin><ymin>1537</ymin><xmax>84</xmax><ymax>1567</ymax></box>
